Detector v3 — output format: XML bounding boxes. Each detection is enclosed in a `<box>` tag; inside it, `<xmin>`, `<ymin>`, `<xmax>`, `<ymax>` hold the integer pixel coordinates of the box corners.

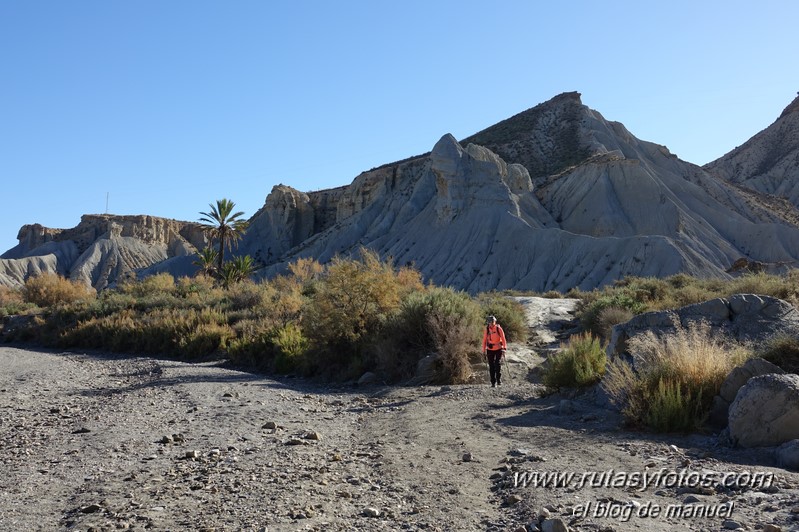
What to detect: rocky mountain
<box><xmin>0</xmin><ymin>215</ymin><xmax>207</xmax><ymax>290</ymax></box>
<box><xmin>704</xmin><ymin>93</ymin><xmax>799</xmax><ymax>208</ymax></box>
<box><xmin>239</xmin><ymin>92</ymin><xmax>799</xmax><ymax>292</ymax></box>
<box><xmin>4</xmin><ymin>92</ymin><xmax>799</xmax><ymax>292</ymax></box>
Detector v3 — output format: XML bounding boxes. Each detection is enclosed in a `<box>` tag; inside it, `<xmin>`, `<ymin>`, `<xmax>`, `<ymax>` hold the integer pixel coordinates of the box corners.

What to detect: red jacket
<box><xmin>482</xmin><ymin>324</ymin><xmax>507</xmax><ymax>352</ymax></box>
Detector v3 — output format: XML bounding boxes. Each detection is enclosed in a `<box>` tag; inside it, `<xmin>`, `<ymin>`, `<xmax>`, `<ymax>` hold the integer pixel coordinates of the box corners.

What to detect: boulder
<box><xmin>719</xmin><ymin>357</ymin><xmax>785</xmax><ymax>403</ymax></box>
<box><xmin>708</xmin><ymin>357</ymin><xmax>784</xmax><ymax>430</ymax></box>
<box><xmin>357</xmin><ymin>372</ymin><xmax>378</xmax><ymax>386</ymax></box>
<box><xmin>775</xmin><ymin>439</ymin><xmax>799</xmax><ymax>471</ymax></box>
<box><xmin>728</xmin><ymin>373</ymin><xmax>799</xmax><ymax>447</ymax></box>
<box><xmin>608</xmin><ymin>295</ymin><xmax>799</xmax><ymax>359</ymax></box>
<box><xmin>408</xmin><ymin>354</ymin><xmax>440</xmax><ymax>385</ymax></box>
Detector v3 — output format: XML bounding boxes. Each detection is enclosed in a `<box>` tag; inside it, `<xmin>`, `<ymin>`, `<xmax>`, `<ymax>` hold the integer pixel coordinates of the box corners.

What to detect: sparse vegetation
<box><xmin>542</xmin><ymin>332</ymin><xmax>606</xmax><ymax>389</ymax></box>
<box><xmin>22</xmin><ymin>273</ymin><xmax>96</xmax><ymax>308</ymax></box>
<box><xmin>576</xmin><ymin>272</ymin><xmax>799</xmax><ymax>338</ymax></box>
<box><xmin>1</xmin><ymin>251</ymin><xmax>525</xmax><ymax>384</ymax></box>
<box><xmin>602</xmin><ymin>321</ymin><xmax>750</xmax><ymax>432</ymax></box>
<box><xmin>0</xmin><ymin>285</ymin><xmax>33</xmax><ymax>317</ymax></box>
<box><xmin>757</xmin><ymin>334</ymin><xmax>799</xmax><ymax>374</ymax></box>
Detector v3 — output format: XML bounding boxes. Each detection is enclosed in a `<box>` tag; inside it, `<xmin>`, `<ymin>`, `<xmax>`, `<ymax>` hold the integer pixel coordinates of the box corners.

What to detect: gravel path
<box><xmin>1</xmin><ymin>299</ymin><xmax>798</xmax><ymax>531</ymax></box>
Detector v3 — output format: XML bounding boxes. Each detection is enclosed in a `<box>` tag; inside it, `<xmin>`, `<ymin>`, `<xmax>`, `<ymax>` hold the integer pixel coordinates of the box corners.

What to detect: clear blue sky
<box><xmin>2</xmin><ymin>1</ymin><xmax>797</xmax><ymax>253</ymax></box>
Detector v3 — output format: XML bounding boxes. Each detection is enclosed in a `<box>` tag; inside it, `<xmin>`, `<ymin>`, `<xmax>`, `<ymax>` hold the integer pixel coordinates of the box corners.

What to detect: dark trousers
<box><xmin>487</xmin><ymin>350</ymin><xmax>503</xmax><ymax>385</ymax></box>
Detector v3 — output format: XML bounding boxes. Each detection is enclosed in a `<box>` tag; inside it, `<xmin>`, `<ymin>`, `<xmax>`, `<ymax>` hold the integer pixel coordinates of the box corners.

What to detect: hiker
<box><xmin>482</xmin><ymin>315</ymin><xmax>507</xmax><ymax>387</ymax></box>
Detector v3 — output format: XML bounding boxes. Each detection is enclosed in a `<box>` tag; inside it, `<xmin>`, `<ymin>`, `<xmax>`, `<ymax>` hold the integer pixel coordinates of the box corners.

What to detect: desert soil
<box><xmin>1</xmin><ymin>298</ymin><xmax>798</xmax><ymax>532</ymax></box>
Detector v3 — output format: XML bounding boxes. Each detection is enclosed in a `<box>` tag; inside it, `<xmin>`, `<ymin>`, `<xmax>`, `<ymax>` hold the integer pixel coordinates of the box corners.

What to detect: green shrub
<box><xmin>59</xmin><ymin>307</ymin><xmax>232</xmax><ymax>359</ymax></box>
<box><xmin>596</xmin><ymin>306</ymin><xmax>633</xmax><ymax>341</ymax></box>
<box><xmin>22</xmin><ymin>273</ymin><xmax>96</xmax><ymax>307</ymax></box>
<box><xmin>0</xmin><ymin>286</ymin><xmax>34</xmax><ymax>317</ymax></box>
<box><xmin>541</xmin><ymin>290</ymin><xmax>564</xmax><ymax>299</ymax></box>
<box><xmin>119</xmin><ymin>272</ymin><xmax>176</xmax><ymax>298</ymax></box>
<box><xmin>272</xmin><ymin>323</ymin><xmax>310</xmax><ymax>374</ymax></box>
<box><xmin>644</xmin><ymin>379</ymin><xmax>705</xmax><ymax>433</ymax></box>
<box><xmin>302</xmin><ymin>249</ymin><xmax>407</xmax><ymax>379</ymax></box>
<box><xmin>542</xmin><ymin>333</ymin><xmax>606</xmax><ymax>388</ymax></box>
<box><xmin>602</xmin><ymin>321</ymin><xmax>750</xmax><ymax>432</ymax></box>
<box><xmin>225</xmin><ymin>279</ymin><xmax>267</xmax><ymax>311</ymax></box>
<box><xmin>375</xmin><ymin>286</ymin><xmax>482</xmax><ymax>383</ymax></box>
<box><xmin>758</xmin><ymin>334</ymin><xmax>799</xmax><ymax>374</ymax></box>
<box><xmin>475</xmin><ymin>292</ymin><xmax>528</xmax><ymax>343</ymax></box>
<box><xmin>578</xmin><ymin>292</ymin><xmax>647</xmax><ymax>336</ymax></box>
<box><xmin>176</xmin><ymin>275</ymin><xmax>216</xmax><ymax>299</ymax></box>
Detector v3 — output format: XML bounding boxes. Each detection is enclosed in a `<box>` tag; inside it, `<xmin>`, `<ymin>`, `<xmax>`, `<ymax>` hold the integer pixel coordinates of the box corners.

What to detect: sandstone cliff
<box><xmin>1</xmin><ymin>215</ymin><xmax>207</xmax><ymax>289</ymax></box>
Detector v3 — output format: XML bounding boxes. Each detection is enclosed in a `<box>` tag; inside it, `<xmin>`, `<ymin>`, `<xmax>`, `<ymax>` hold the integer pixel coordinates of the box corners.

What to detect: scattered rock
<box><xmin>362</xmin><ymin>507</ymin><xmax>381</xmax><ymax>517</ymax></box>
<box><xmin>541</xmin><ymin>517</ymin><xmax>569</xmax><ymax>532</ymax></box>
<box><xmin>462</xmin><ymin>452</ymin><xmax>473</xmax><ymax>462</ymax></box>
<box><xmin>262</xmin><ymin>421</ymin><xmax>278</xmax><ymax>430</ymax></box>
<box><xmin>776</xmin><ymin>439</ymin><xmax>799</xmax><ymax>471</ymax></box>
<box><xmin>505</xmin><ymin>494</ymin><xmax>523</xmax><ymax>506</ymax></box>
<box><xmin>722</xmin><ymin>519</ymin><xmax>744</xmax><ymax>530</ymax></box>
<box><xmin>302</xmin><ymin>430</ymin><xmax>321</xmax><ymax>441</ymax></box>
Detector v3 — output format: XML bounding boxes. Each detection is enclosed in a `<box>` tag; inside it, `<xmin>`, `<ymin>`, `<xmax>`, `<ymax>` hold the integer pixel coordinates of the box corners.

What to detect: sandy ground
<box><xmin>1</xmin><ymin>298</ymin><xmax>798</xmax><ymax>532</ymax></box>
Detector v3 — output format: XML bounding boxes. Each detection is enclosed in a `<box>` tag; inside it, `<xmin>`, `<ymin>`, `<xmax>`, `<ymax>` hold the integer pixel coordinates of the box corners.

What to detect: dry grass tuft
<box><xmin>603</xmin><ymin>320</ymin><xmax>750</xmax><ymax>432</ymax></box>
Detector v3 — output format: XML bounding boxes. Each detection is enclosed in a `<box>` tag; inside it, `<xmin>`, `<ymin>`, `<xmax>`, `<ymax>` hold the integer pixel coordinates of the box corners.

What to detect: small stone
<box><xmin>541</xmin><ymin>518</ymin><xmax>569</xmax><ymax>532</ymax></box>
<box><xmin>683</xmin><ymin>495</ymin><xmax>702</xmax><ymax>504</ymax></box>
<box><xmin>286</xmin><ymin>438</ymin><xmax>304</xmax><ymax>446</ymax></box>
<box><xmin>159</xmin><ymin>435</ymin><xmax>173</xmax><ymax>444</ymax></box>
<box><xmin>505</xmin><ymin>494</ymin><xmax>523</xmax><ymax>506</ymax></box>
<box><xmin>762</xmin><ymin>525</ymin><xmax>782</xmax><ymax>532</ymax></box>
<box><xmin>262</xmin><ymin>421</ymin><xmax>278</xmax><ymax>430</ymax></box>
<box><xmin>722</xmin><ymin>520</ymin><xmax>743</xmax><ymax>530</ymax></box>
<box><xmin>462</xmin><ymin>452</ymin><xmax>473</xmax><ymax>462</ymax></box>
<box><xmin>185</xmin><ymin>450</ymin><xmax>200</xmax><ymax>459</ymax></box>
<box><xmin>80</xmin><ymin>504</ymin><xmax>102</xmax><ymax>514</ymax></box>
<box><xmin>363</xmin><ymin>507</ymin><xmax>380</xmax><ymax>517</ymax></box>
<box><xmin>302</xmin><ymin>431</ymin><xmax>321</xmax><ymax>441</ymax></box>
<box><xmin>72</xmin><ymin>427</ymin><xmax>91</xmax><ymax>434</ymax></box>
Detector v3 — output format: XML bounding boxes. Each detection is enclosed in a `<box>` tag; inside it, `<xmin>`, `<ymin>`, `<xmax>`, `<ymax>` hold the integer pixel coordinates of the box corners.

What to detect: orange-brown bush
<box><xmin>22</xmin><ymin>273</ymin><xmax>95</xmax><ymax>307</ymax></box>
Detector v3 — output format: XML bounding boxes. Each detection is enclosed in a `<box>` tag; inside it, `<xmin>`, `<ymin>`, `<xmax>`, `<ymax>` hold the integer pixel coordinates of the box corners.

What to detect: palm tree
<box><xmin>192</xmin><ymin>246</ymin><xmax>220</xmax><ymax>277</ymax></box>
<box><xmin>199</xmin><ymin>199</ymin><xmax>249</xmax><ymax>274</ymax></box>
<box><xmin>219</xmin><ymin>255</ymin><xmax>256</xmax><ymax>288</ymax></box>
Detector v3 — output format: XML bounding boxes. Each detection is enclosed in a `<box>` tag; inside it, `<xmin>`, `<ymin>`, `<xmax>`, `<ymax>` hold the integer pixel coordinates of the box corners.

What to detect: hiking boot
<box><xmin>491</xmin><ymin>383</ymin><xmax>496</xmax><ymax>388</ymax></box>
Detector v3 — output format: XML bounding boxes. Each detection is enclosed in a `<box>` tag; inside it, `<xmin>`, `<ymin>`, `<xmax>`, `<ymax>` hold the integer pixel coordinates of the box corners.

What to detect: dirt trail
<box><xmin>1</xmin><ymin>298</ymin><xmax>797</xmax><ymax>531</ymax></box>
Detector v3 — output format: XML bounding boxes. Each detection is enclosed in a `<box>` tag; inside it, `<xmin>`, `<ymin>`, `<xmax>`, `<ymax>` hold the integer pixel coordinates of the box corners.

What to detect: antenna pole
<box><xmin>106</xmin><ymin>192</ymin><xmax>109</xmax><ymax>214</ymax></box>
